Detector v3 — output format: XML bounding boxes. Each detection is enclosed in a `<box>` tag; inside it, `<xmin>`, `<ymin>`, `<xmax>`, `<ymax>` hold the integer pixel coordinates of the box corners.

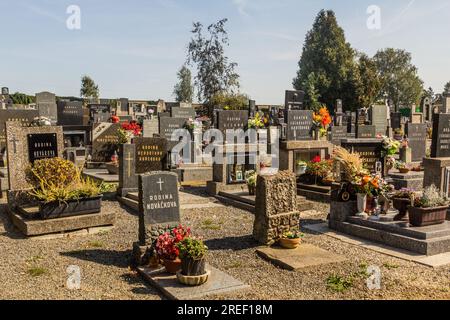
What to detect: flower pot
<box><xmin>163</xmin><ymin>257</ymin><xmax>182</xmax><ymax>274</ymax></box>
<box><xmin>247</xmin><ymin>185</ymin><xmax>256</xmax><ymax>196</ymax></box>
<box><xmin>398</xmin><ymin>168</ymin><xmax>410</xmax><ymax>174</ymax></box>
<box><xmin>176</xmin><ymin>270</ymin><xmax>210</xmax><ymax>286</ymax></box>
<box><xmin>356</xmin><ymin>193</ymin><xmax>367</xmax><ymax>217</ymax></box>
<box><xmin>365</xmin><ymin>196</ymin><xmax>376</xmax><ymax>214</ymax></box>
<box><xmin>392</xmin><ymin>198</ymin><xmax>411</xmax><ymax>221</ymax></box>
<box><xmin>296</xmin><ymin>165</ymin><xmax>307</xmax><ymax>176</ymax></box>
<box><xmin>39</xmin><ymin>196</ymin><xmax>103</xmax><ymax>220</ymax></box>
<box><xmin>181</xmin><ymin>257</ymin><xmax>206</xmax><ymax>276</ymax></box>
<box><xmin>279</xmin><ymin>237</ymin><xmax>301</xmax><ymax>249</ymax></box>
<box><xmin>407</xmin><ymin>206</ymin><xmax>448</xmax><ymax>227</ymax></box>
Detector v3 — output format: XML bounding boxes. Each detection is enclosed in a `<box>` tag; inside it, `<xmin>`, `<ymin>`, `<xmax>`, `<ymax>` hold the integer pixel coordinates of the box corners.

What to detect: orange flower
<box><xmin>362</xmin><ymin>176</ymin><xmax>370</xmax><ymax>184</ymax></box>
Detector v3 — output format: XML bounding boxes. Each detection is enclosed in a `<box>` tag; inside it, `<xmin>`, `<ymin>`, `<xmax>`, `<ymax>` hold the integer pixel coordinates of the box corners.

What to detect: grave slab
<box><xmin>137</xmin><ymin>264</ymin><xmax>250</xmax><ymax>300</ymax></box>
<box><xmin>256</xmin><ymin>244</ymin><xmax>346</xmax><ymax>271</ymax></box>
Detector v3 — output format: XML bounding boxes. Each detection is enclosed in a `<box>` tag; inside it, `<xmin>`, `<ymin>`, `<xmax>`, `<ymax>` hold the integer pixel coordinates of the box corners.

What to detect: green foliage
<box><xmin>176</xmin><ymin>237</ymin><xmax>208</xmax><ymax>260</ymax></box>
<box><xmin>414</xmin><ymin>185</ymin><xmax>449</xmax><ymax>208</ymax></box>
<box><xmin>26</xmin><ymin>158</ymin><xmax>78</xmax><ymax>188</ymax></box>
<box><xmin>27</xmin><ymin>266</ymin><xmax>47</xmax><ymax>277</ymax></box>
<box><xmin>245</xmin><ymin>170</ymin><xmax>257</xmax><ymax>187</ymax></box>
<box><xmin>444</xmin><ymin>81</ymin><xmax>450</xmax><ymax>93</ymax></box>
<box><xmin>187</xmin><ymin>18</ymin><xmax>240</xmax><ymax>103</ymax></box>
<box><xmin>174</xmin><ymin>65</ymin><xmax>194</xmax><ymax>103</ymax></box>
<box><xmin>373</xmin><ymin>48</ymin><xmax>423</xmax><ymax>110</ymax></box>
<box><xmin>293</xmin><ymin>10</ymin><xmax>359</xmax><ymax>111</ymax></box>
<box><xmin>354</xmin><ymin>53</ymin><xmax>382</xmax><ymax>109</ymax></box>
<box><xmin>208</xmin><ymin>91</ymin><xmax>249</xmax><ymax>110</ymax></box>
<box><xmin>80</xmin><ymin>75</ymin><xmax>99</xmax><ymax>100</ymax></box>
<box><xmin>10</xmin><ymin>92</ymin><xmax>35</xmax><ymax>105</ymax></box>
<box><xmin>326</xmin><ymin>274</ymin><xmax>353</xmax><ymax>292</ymax></box>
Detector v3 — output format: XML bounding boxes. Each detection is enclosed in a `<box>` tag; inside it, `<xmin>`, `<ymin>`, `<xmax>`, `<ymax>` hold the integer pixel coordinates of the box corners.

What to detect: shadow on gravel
<box><xmin>0</xmin><ymin>205</ymin><xmax>26</xmax><ymax>240</ymax></box>
<box><xmin>60</xmin><ymin>249</ymin><xmax>132</xmax><ymax>268</ymax></box>
<box><xmin>301</xmin><ymin>218</ymin><xmax>327</xmax><ymax>226</ymax></box>
<box><xmin>120</xmin><ymin>273</ymin><xmax>163</xmax><ymax>297</ymax></box>
<box><xmin>179</xmin><ymin>186</ymin><xmax>209</xmax><ymax>197</ymax></box>
<box><xmin>204</xmin><ymin>235</ymin><xmax>259</xmax><ymax>251</ymax></box>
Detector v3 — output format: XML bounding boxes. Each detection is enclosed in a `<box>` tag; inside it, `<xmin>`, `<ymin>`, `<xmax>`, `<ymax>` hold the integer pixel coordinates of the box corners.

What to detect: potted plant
<box><xmin>279</xmin><ymin>230</ymin><xmax>304</xmax><ymax>249</ymax></box>
<box><xmin>295</xmin><ymin>160</ymin><xmax>307</xmax><ymax>176</ymax></box>
<box><xmin>27</xmin><ymin>158</ymin><xmax>103</xmax><ymax>220</ymax></box>
<box><xmin>395</xmin><ymin>161</ymin><xmax>409</xmax><ymax>174</ymax></box>
<box><xmin>312</xmin><ymin>107</ymin><xmax>331</xmax><ymax>141</ymax></box>
<box><xmin>176</xmin><ymin>237</ymin><xmax>210</xmax><ymax>286</ymax></box>
<box><xmin>155</xmin><ymin>225</ymin><xmax>191</xmax><ymax>274</ymax></box>
<box><xmin>245</xmin><ymin>170</ymin><xmax>257</xmax><ymax>195</ymax></box>
<box><xmin>408</xmin><ymin>185</ymin><xmax>449</xmax><ymax>227</ymax></box>
<box><xmin>391</xmin><ymin>188</ymin><xmax>416</xmax><ymax>221</ymax></box>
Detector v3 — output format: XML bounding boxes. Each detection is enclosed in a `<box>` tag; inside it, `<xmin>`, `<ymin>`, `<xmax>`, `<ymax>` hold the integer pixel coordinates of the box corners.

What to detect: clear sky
<box><xmin>1</xmin><ymin>0</ymin><xmax>449</xmax><ymax>104</ymax></box>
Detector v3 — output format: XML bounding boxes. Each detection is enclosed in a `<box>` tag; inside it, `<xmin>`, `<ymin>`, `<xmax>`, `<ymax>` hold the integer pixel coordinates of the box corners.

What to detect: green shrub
<box><xmin>176</xmin><ymin>237</ymin><xmax>208</xmax><ymax>260</ymax></box>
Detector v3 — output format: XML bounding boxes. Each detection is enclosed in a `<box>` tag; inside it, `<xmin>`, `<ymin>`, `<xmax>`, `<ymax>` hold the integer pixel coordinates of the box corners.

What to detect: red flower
<box><xmin>111</xmin><ymin>116</ymin><xmax>120</xmax><ymax>123</ymax></box>
<box><xmin>312</xmin><ymin>155</ymin><xmax>321</xmax><ymax>163</ymax></box>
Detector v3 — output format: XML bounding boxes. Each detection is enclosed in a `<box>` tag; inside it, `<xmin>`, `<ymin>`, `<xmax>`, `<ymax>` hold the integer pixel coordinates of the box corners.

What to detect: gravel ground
<box><xmin>0</xmin><ymin>193</ymin><xmax>449</xmax><ymax>300</ymax></box>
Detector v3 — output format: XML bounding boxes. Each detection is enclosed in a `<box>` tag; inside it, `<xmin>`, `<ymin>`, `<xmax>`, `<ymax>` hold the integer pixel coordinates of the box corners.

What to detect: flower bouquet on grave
<box><xmin>118</xmin><ymin>121</ymin><xmax>142</xmax><ymax>144</ymax></box>
<box><xmin>408</xmin><ymin>185</ymin><xmax>449</xmax><ymax>227</ymax></box>
<box><xmin>155</xmin><ymin>225</ymin><xmax>191</xmax><ymax>274</ymax></box>
<box><xmin>247</xmin><ymin>113</ymin><xmax>266</xmax><ymax>129</ymax></box>
<box><xmin>381</xmin><ymin>135</ymin><xmax>401</xmax><ymax>157</ymax></box>
<box><xmin>312</xmin><ymin>107</ymin><xmax>332</xmax><ymax>140</ymax></box>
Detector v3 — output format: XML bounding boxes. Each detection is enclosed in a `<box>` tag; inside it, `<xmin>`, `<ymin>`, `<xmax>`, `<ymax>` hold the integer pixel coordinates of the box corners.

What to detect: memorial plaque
<box><xmin>330</xmin><ymin>126</ymin><xmax>347</xmax><ymax>145</ymax></box>
<box><xmin>134</xmin><ymin>137</ymin><xmax>167</xmax><ymax>174</ymax></box>
<box><xmin>370</xmin><ymin>105</ymin><xmax>388</xmax><ymax>136</ymax></box>
<box><xmin>431</xmin><ymin>113</ymin><xmax>450</xmax><ymax>158</ymax></box>
<box><xmin>216</xmin><ymin>110</ymin><xmax>248</xmax><ymax>134</ymax></box>
<box><xmin>57</xmin><ymin>101</ymin><xmax>84</xmax><ymax>126</ymax></box>
<box><xmin>286</xmin><ymin>110</ymin><xmax>313</xmax><ymax>141</ymax></box>
<box><xmin>91</xmin><ymin>123</ymin><xmax>121</xmax><ymax>162</ymax></box>
<box><xmin>356</xmin><ymin>125</ymin><xmax>376</xmax><ymax>139</ymax></box>
<box><xmin>138</xmin><ymin>172</ymin><xmax>180</xmax><ymax>244</ymax></box>
<box><xmin>171</xmin><ymin>107</ymin><xmax>196</xmax><ymax>119</ymax></box>
<box><xmin>341</xmin><ymin>140</ymin><xmax>384</xmax><ymax>175</ymax></box>
<box><xmin>405</xmin><ymin>123</ymin><xmax>427</xmax><ymax>162</ymax></box>
<box><xmin>27</xmin><ymin>133</ymin><xmax>58</xmax><ymax>164</ymax></box>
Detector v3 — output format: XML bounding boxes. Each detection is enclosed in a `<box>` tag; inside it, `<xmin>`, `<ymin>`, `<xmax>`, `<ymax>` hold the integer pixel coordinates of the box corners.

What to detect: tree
<box><xmin>187</xmin><ymin>18</ymin><xmax>240</xmax><ymax>103</ymax></box>
<box><xmin>80</xmin><ymin>75</ymin><xmax>99</xmax><ymax>101</ymax></box>
<box><xmin>302</xmin><ymin>73</ymin><xmax>323</xmax><ymax>111</ymax></box>
<box><xmin>10</xmin><ymin>92</ymin><xmax>34</xmax><ymax>105</ymax></box>
<box><xmin>354</xmin><ymin>53</ymin><xmax>382</xmax><ymax>109</ymax></box>
<box><xmin>293</xmin><ymin>10</ymin><xmax>359</xmax><ymax>111</ymax></box>
<box><xmin>173</xmin><ymin>66</ymin><xmax>194</xmax><ymax>103</ymax></box>
<box><xmin>444</xmin><ymin>81</ymin><xmax>450</xmax><ymax>93</ymax></box>
<box><xmin>208</xmin><ymin>92</ymin><xmax>249</xmax><ymax>110</ymax></box>
<box><xmin>373</xmin><ymin>48</ymin><xmax>423</xmax><ymax>111</ymax></box>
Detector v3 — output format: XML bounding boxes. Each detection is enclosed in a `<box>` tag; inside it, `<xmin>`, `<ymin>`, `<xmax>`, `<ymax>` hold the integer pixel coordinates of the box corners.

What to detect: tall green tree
<box><xmin>373</xmin><ymin>48</ymin><xmax>423</xmax><ymax>111</ymax></box>
<box><xmin>293</xmin><ymin>10</ymin><xmax>358</xmax><ymax>111</ymax></box>
<box><xmin>173</xmin><ymin>65</ymin><xmax>194</xmax><ymax>103</ymax></box>
<box><xmin>444</xmin><ymin>81</ymin><xmax>450</xmax><ymax>93</ymax></box>
<box><xmin>10</xmin><ymin>92</ymin><xmax>34</xmax><ymax>105</ymax></box>
<box><xmin>187</xmin><ymin>18</ymin><xmax>240</xmax><ymax>103</ymax></box>
<box><xmin>354</xmin><ymin>53</ymin><xmax>382</xmax><ymax>109</ymax></box>
<box><xmin>80</xmin><ymin>75</ymin><xmax>99</xmax><ymax>101</ymax></box>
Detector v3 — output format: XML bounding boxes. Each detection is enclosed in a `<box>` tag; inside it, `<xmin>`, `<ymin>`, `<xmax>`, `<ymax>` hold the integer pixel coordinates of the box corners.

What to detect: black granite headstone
<box><xmin>134</xmin><ymin>137</ymin><xmax>167</xmax><ymax>174</ymax></box>
<box><xmin>91</xmin><ymin>123</ymin><xmax>121</xmax><ymax>162</ymax></box>
<box><xmin>27</xmin><ymin>133</ymin><xmax>58</xmax><ymax>164</ymax></box>
<box><xmin>431</xmin><ymin>113</ymin><xmax>450</xmax><ymax>158</ymax></box>
<box><xmin>286</xmin><ymin>110</ymin><xmax>313</xmax><ymax>141</ymax></box>
<box><xmin>57</xmin><ymin>101</ymin><xmax>84</xmax><ymax>126</ymax></box>
<box><xmin>341</xmin><ymin>140</ymin><xmax>384</xmax><ymax>175</ymax></box>
<box><xmin>216</xmin><ymin>110</ymin><xmax>249</xmax><ymax>133</ymax></box>
<box><xmin>138</xmin><ymin>172</ymin><xmax>180</xmax><ymax>244</ymax></box>
<box><xmin>284</xmin><ymin>90</ymin><xmax>305</xmax><ymax>111</ymax></box>
<box><xmin>118</xmin><ymin>143</ymin><xmax>138</xmax><ymax>197</ymax></box>
<box><xmin>330</xmin><ymin>126</ymin><xmax>347</xmax><ymax>145</ymax></box>
<box><xmin>390</xmin><ymin>112</ymin><xmax>401</xmax><ymax>130</ymax></box>
<box><xmin>356</xmin><ymin>125</ymin><xmax>376</xmax><ymax>139</ymax></box>
<box><xmin>405</xmin><ymin>123</ymin><xmax>427</xmax><ymax>162</ymax></box>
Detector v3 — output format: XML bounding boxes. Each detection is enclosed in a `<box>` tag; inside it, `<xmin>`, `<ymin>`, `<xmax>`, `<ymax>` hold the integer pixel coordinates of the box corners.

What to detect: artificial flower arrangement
<box><xmin>248</xmin><ymin>112</ymin><xmax>266</xmax><ymax>129</ymax></box>
<box><xmin>312</xmin><ymin>107</ymin><xmax>332</xmax><ymax>137</ymax></box>
<box><xmin>118</xmin><ymin>121</ymin><xmax>142</xmax><ymax>144</ymax></box>
<box><xmin>381</xmin><ymin>135</ymin><xmax>401</xmax><ymax>157</ymax></box>
<box><xmin>111</xmin><ymin>115</ymin><xmax>120</xmax><ymax>123</ymax></box>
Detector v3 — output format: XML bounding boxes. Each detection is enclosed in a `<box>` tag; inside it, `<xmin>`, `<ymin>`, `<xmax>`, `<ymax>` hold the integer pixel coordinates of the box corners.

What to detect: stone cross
<box><xmin>124</xmin><ymin>152</ymin><xmax>133</xmax><ymax>177</ymax></box>
<box><xmin>9</xmin><ymin>134</ymin><xmax>19</xmax><ymax>154</ymax></box>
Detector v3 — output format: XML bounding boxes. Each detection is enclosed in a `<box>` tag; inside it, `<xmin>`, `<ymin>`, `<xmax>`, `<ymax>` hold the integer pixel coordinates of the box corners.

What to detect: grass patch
<box><xmin>26</xmin><ymin>255</ymin><xmax>44</xmax><ymax>264</ymax></box>
<box><xmin>88</xmin><ymin>240</ymin><xmax>104</xmax><ymax>248</ymax></box>
<box><xmin>201</xmin><ymin>219</ymin><xmax>222</xmax><ymax>230</ymax></box>
<box><xmin>224</xmin><ymin>261</ymin><xmax>242</xmax><ymax>270</ymax></box>
<box><xmin>326</xmin><ymin>275</ymin><xmax>353</xmax><ymax>293</ymax></box>
<box><xmin>383</xmin><ymin>263</ymin><xmax>399</xmax><ymax>270</ymax></box>
<box><xmin>27</xmin><ymin>266</ymin><xmax>47</xmax><ymax>277</ymax></box>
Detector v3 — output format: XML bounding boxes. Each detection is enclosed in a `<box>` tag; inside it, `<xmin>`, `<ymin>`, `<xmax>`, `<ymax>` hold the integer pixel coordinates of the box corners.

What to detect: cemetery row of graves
<box><xmin>0</xmin><ymin>86</ymin><xmax>449</xmax><ymax>299</ymax></box>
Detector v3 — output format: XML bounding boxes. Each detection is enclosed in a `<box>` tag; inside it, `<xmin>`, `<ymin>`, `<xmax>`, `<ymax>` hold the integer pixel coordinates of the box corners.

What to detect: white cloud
<box><xmin>233</xmin><ymin>0</ymin><xmax>250</xmax><ymax>17</ymax></box>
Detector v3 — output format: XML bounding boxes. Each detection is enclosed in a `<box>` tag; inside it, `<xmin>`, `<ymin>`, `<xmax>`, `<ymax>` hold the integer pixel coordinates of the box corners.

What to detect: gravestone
<box><xmin>170</xmin><ymin>107</ymin><xmax>196</xmax><ymax>120</ymax></box>
<box><xmin>5</xmin><ymin>122</ymin><xmax>64</xmax><ymax>206</ymax></box>
<box><xmin>216</xmin><ymin>110</ymin><xmax>249</xmax><ymax>136</ymax></box>
<box><xmin>334</xmin><ymin>99</ymin><xmax>344</xmax><ymax>126</ymax></box>
<box><xmin>88</xmin><ymin>104</ymin><xmax>111</xmax><ymax>123</ymax></box>
<box><xmin>249</xmin><ymin>100</ymin><xmax>256</xmax><ymax>118</ymax></box>
<box><xmin>391</xmin><ymin>112</ymin><xmax>401</xmax><ymax>130</ymax></box>
<box><xmin>118</xmin><ymin>143</ymin><xmax>138</xmax><ymax>197</ymax></box>
<box><xmin>431</xmin><ymin>113</ymin><xmax>450</xmax><ymax>158</ymax></box>
<box><xmin>405</xmin><ymin>123</ymin><xmax>427</xmax><ymax>162</ymax></box>
<box><xmin>138</xmin><ymin>172</ymin><xmax>180</xmax><ymax>246</ymax></box>
<box><xmin>356</xmin><ymin>125</ymin><xmax>376</xmax><ymax>139</ymax></box>
<box><xmin>0</xmin><ymin>109</ymin><xmax>40</xmax><ymax>153</ymax></box>
<box><xmin>370</xmin><ymin>104</ymin><xmax>388</xmax><ymax>136</ymax></box>
<box><xmin>159</xmin><ymin>117</ymin><xmax>186</xmax><ymax>148</ymax></box>
<box><xmin>134</xmin><ymin>137</ymin><xmax>168</xmax><ymax>174</ymax></box>
<box><xmin>285</xmin><ymin>110</ymin><xmax>313</xmax><ymax>141</ymax></box>
<box><xmin>341</xmin><ymin>139</ymin><xmax>385</xmax><ymax>175</ymax></box>
<box><xmin>91</xmin><ymin>123</ymin><xmax>121</xmax><ymax>162</ymax></box>
<box><xmin>253</xmin><ymin>171</ymin><xmax>300</xmax><ymax>245</ymax></box>
<box><xmin>36</xmin><ymin>92</ymin><xmax>57</xmax><ymax>124</ymax></box>
<box><xmin>356</xmin><ymin>109</ymin><xmax>368</xmax><ymax>126</ymax></box>
<box><xmin>284</xmin><ymin>90</ymin><xmax>305</xmax><ymax>111</ymax></box>
<box><xmin>143</xmin><ymin>119</ymin><xmax>159</xmax><ymax>138</ymax></box>
<box><xmin>57</xmin><ymin>101</ymin><xmax>84</xmax><ymax>126</ymax></box>
<box><xmin>330</xmin><ymin>126</ymin><xmax>347</xmax><ymax>145</ymax></box>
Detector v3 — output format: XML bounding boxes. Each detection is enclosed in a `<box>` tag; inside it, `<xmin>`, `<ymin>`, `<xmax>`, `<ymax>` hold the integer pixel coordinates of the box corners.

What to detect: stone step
<box><xmin>297</xmin><ymin>183</ymin><xmax>331</xmax><ymax>194</ymax></box>
<box><xmin>298</xmin><ymin>188</ymin><xmax>331</xmax><ymax>203</ymax></box>
<box><xmin>218</xmin><ymin>191</ymin><xmax>255</xmax><ymax>206</ymax></box>
<box><xmin>214</xmin><ymin>194</ymin><xmax>255</xmax><ymax>213</ymax></box>
<box><xmin>118</xmin><ymin>195</ymin><xmax>139</xmax><ymax>212</ymax></box>
<box><xmin>127</xmin><ymin>192</ymin><xmax>139</xmax><ymax>202</ymax></box>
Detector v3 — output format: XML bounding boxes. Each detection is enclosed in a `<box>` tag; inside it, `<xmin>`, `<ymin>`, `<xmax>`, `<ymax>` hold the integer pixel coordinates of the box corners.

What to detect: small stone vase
<box><xmin>356</xmin><ymin>193</ymin><xmax>368</xmax><ymax>218</ymax></box>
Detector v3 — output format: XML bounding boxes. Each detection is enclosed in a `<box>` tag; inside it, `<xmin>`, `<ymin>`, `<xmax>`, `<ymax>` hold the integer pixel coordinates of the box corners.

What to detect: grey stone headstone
<box><xmin>119</xmin><ymin>143</ymin><xmax>138</xmax><ymax>197</ymax></box>
<box><xmin>36</xmin><ymin>92</ymin><xmax>57</xmax><ymax>124</ymax></box>
<box><xmin>330</xmin><ymin>126</ymin><xmax>347</xmax><ymax>145</ymax></box>
<box><xmin>159</xmin><ymin>117</ymin><xmax>185</xmax><ymax>143</ymax></box>
<box><xmin>88</xmin><ymin>104</ymin><xmax>111</xmax><ymax>123</ymax></box>
<box><xmin>336</xmin><ymin>99</ymin><xmax>343</xmax><ymax>113</ymax></box>
<box><xmin>143</xmin><ymin>119</ymin><xmax>159</xmax><ymax>138</ymax></box>
<box><xmin>249</xmin><ymin>100</ymin><xmax>256</xmax><ymax>118</ymax></box>
<box><xmin>138</xmin><ymin>171</ymin><xmax>180</xmax><ymax>245</ymax></box>
<box><xmin>57</xmin><ymin>101</ymin><xmax>84</xmax><ymax>126</ymax></box>
<box><xmin>356</xmin><ymin>125</ymin><xmax>376</xmax><ymax>139</ymax></box>
<box><xmin>370</xmin><ymin>105</ymin><xmax>388</xmax><ymax>136</ymax></box>
<box><xmin>171</xmin><ymin>107</ymin><xmax>196</xmax><ymax>119</ymax></box>
<box><xmin>216</xmin><ymin>110</ymin><xmax>249</xmax><ymax>135</ymax></box>
<box><xmin>405</xmin><ymin>123</ymin><xmax>427</xmax><ymax>162</ymax></box>
<box><xmin>286</xmin><ymin>110</ymin><xmax>313</xmax><ymax>141</ymax></box>
<box><xmin>431</xmin><ymin>113</ymin><xmax>450</xmax><ymax>158</ymax></box>
<box><xmin>91</xmin><ymin>123</ymin><xmax>121</xmax><ymax>162</ymax></box>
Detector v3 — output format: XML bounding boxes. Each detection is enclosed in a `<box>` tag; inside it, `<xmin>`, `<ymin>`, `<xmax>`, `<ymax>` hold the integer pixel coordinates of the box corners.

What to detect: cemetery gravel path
<box><xmin>0</xmin><ymin>194</ymin><xmax>449</xmax><ymax>300</ymax></box>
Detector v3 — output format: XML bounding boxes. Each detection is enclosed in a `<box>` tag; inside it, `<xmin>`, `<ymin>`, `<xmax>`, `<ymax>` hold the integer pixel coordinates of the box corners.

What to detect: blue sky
<box><xmin>1</xmin><ymin>0</ymin><xmax>449</xmax><ymax>104</ymax></box>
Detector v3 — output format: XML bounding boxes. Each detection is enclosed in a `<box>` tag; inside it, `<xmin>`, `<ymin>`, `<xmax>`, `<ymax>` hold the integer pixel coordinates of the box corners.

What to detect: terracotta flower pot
<box><xmin>392</xmin><ymin>198</ymin><xmax>411</xmax><ymax>221</ymax></box>
<box><xmin>279</xmin><ymin>238</ymin><xmax>301</xmax><ymax>249</ymax></box>
<box><xmin>399</xmin><ymin>168</ymin><xmax>410</xmax><ymax>174</ymax></box>
<box><xmin>163</xmin><ymin>258</ymin><xmax>182</xmax><ymax>274</ymax></box>
<box><xmin>407</xmin><ymin>206</ymin><xmax>448</xmax><ymax>227</ymax></box>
